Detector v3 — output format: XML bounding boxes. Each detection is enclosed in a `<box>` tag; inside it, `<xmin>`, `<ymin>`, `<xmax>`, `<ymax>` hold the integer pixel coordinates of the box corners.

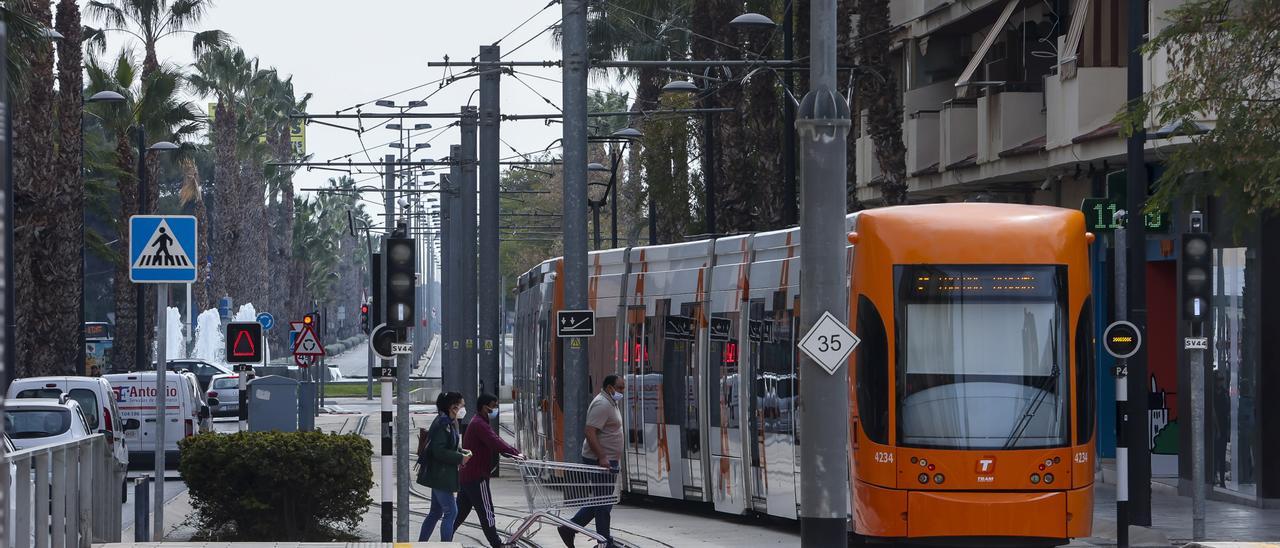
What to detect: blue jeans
<box><xmin>418</xmin><ymin>487</ymin><xmax>458</xmax><ymax>542</ymax></box>
<box><xmin>570</xmin><ymin>457</ymin><xmax>619</xmax><ymax>544</ymax></box>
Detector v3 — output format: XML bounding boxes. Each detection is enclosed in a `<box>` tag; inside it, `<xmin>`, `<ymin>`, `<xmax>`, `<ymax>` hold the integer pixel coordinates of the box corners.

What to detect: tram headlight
<box><xmin>918</xmin><ymin>473</ymin><xmax>929</xmax><ymax>484</ymax></box>
<box><xmin>1044</xmin><ymin>473</ymin><xmax>1055</xmax><ymax>484</ymax></box>
<box><xmin>933</xmin><ymin>473</ymin><xmax>945</xmax><ymax>484</ymax></box>
<box><xmin>1030</xmin><ymin>473</ymin><xmax>1041</xmax><ymax>484</ymax></box>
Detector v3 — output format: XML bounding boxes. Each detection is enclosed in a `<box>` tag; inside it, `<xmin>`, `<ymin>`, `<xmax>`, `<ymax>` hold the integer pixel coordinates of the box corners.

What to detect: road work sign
<box><xmin>130</xmin><ymin>215</ymin><xmax>197</xmax><ymax>283</ymax></box>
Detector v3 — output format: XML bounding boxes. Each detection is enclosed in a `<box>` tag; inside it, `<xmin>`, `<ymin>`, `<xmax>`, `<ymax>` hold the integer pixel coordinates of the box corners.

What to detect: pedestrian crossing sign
<box><xmin>129</xmin><ymin>215</ymin><xmax>198</xmax><ymax>283</ymax></box>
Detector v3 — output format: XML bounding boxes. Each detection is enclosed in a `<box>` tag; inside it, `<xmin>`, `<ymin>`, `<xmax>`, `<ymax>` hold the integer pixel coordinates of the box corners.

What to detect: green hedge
<box><xmin>179</xmin><ymin>431</ymin><xmax>373</xmax><ymax>541</ymax></box>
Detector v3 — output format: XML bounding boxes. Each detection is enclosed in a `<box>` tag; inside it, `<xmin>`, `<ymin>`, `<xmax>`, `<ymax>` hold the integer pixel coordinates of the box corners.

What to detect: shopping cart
<box><xmin>505</xmin><ymin>459</ymin><xmax>620</xmax><ymax>547</ymax></box>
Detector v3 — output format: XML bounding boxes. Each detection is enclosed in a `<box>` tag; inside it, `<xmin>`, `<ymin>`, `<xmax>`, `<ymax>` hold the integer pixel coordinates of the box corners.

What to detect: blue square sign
<box><xmin>130</xmin><ymin>215</ymin><xmax>198</xmax><ymax>283</ymax></box>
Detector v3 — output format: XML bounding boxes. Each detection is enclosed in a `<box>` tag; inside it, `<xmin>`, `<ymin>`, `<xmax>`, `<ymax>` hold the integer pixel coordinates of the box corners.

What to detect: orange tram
<box><xmin>512</xmin><ymin>204</ymin><xmax>1096</xmax><ymax>545</ymax></box>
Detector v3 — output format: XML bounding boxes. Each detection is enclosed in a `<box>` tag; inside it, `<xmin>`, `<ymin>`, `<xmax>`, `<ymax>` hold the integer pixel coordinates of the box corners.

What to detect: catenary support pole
<box><xmin>561</xmin><ymin>0</ymin><xmax>590</xmax><ymax>462</ymax></box>
<box><xmin>441</xmin><ymin>167</ymin><xmax>456</xmax><ymax>392</ymax></box>
<box><xmin>460</xmin><ymin>107</ymin><xmax>479</xmax><ymax>414</ymax></box>
<box><xmin>153</xmin><ymin>284</ymin><xmax>168</xmax><ymax>541</ymax></box>
<box><xmin>1115</xmin><ymin>222</ymin><xmax>1129</xmax><ymax>548</ymax></box>
<box><xmin>1124</xmin><ymin>0</ymin><xmax>1151</xmax><ymax>526</ymax></box>
<box><xmin>478</xmin><ymin>44</ymin><xmax>501</xmax><ymax>414</ymax></box>
<box><xmin>797</xmin><ymin>0</ymin><xmax>851</xmax><ymax>544</ymax></box>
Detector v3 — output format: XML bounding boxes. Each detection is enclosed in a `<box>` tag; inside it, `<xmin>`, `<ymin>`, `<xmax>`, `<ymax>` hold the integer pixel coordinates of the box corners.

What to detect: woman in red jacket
<box><xmin>454</xmin><ymin>393</ymin><xmax>524</xmax><ymax>547</ymax></box>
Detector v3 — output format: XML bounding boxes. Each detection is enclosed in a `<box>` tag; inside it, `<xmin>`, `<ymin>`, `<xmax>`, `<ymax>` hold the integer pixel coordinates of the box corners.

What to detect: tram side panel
<box><xmin>743</xmin><ymin>228</ymin><xmax>801</xmax><ymax>520</ymax></box>
<box><xmin>622</xmin><ymin>242</ymin><xmax>713</xmax><ymax>502</ymax></box>
<box><xmin>706</xmin><ymin>235</ymin><xmax>753</xmax><ymax>515</ymax></box>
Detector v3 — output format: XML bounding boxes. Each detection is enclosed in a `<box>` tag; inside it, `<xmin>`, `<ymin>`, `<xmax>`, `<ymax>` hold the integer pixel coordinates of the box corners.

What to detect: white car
<box><xmin>8</xmin><ymin>376</ymin><xmax>129</xmax><ymax>468</ymax></box>
<box><xmin>3</xmin><ymin>397</ymin><xmax>94</xmax><ymax>451</ymax></box>
<box><xmin>206</xmin><ymin>372</ymin><xmax>250</xmax><ymax>417</ymax></box>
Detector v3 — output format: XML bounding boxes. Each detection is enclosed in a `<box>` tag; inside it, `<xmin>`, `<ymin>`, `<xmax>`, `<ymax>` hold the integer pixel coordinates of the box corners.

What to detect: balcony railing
<box><xmin>2</xmin><ymin>434</ymin><xmax>126</xmax><ymax>548</ymax></box>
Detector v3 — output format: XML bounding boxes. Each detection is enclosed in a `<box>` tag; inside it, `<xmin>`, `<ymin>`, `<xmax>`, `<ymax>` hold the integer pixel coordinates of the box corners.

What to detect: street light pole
<box><xmin>796</xmin><ymin>0</ymin><xmax>851</xmax><ymax>544</ymax></box>
<box><xmin>136</xmin><ymin>126</ymin><xmax>147</xmax><ymax>374</ymax></box>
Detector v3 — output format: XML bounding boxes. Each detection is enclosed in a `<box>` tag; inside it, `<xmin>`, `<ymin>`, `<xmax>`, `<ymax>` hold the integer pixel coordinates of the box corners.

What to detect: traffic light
<box><xmin>1181</xmin><ymin>231</ymin><xmax>1212</xmax><ymax>323</ymax></box>
<box><xmin>303</xmin><ymin>313</ymin><xmax>316</xmax><ymax>327</ymax></box>
<box><xmin>361</xmin><ymin>303</ymin><xmax>371</xmax><ymax>335</ymax></box>
<box><xmin>384</xmin><ymin>237</ymin><xmax>415</xmax><ymax>329</ymax></box>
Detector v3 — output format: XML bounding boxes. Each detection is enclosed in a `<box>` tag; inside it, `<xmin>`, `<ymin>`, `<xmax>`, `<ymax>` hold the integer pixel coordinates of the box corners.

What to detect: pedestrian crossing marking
<box><xmin>132</xmin><ymin>219</ymin><xmax>193</xmax><ymax>269</ymax></box>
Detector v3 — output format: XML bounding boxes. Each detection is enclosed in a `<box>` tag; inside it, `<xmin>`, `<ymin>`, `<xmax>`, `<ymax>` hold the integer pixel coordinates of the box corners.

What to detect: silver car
<box><xmin>206</xmin><ymin>373</ymin><xmax>249</xmax><ymax>417</ymax></box>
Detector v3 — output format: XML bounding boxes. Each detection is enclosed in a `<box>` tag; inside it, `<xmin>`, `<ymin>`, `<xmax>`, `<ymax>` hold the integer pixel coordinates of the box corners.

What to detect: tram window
<box><xmin>1075</xmin><ymin>297</ymin><xmax>1095</xmax><ymax>444</ymax></box>
<box><xmin>895</xmin><ymin>265</ymin><xmax>1070</xmax><ymax>450</ymax></box>
<box><xmin>855</xmin><ymin>295</ymin><xmax>890</xmax><ymax>445</ymax></box>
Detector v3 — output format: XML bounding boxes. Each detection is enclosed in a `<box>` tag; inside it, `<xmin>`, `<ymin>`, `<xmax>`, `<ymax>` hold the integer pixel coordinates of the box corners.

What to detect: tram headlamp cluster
<box><xmin>918</xmin><ymin>473</ymin><xmax>929</xmax><ymax>484</ymax></box>
<box><xmin>1030</xmin><ymin>473</ymin><xmax>1041</xmax><ymax>484</ymax></box>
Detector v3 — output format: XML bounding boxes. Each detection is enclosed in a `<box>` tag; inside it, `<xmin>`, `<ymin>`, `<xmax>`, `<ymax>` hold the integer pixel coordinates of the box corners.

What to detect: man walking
<box><xmin>455</xmin><ymin>393</ymin><xmax>524</xmax><ymax>547</ymax></box>
<box><xmin>559</xmin><ymin>375</ymin><xmax>626</xmax><ymax>547</ymax></box>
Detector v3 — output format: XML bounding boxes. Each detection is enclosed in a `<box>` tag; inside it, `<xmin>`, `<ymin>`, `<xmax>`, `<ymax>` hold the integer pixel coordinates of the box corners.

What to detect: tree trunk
<box><xmin>13</xmin><ymin>0</ymin><xmax>58</xmax><ymax>377</ymax></box>
<box><xmin>210</xmin><ymin>100</ymin><xmax>241</xmax><ymax>310</ymax></box>
<box><xmin>42</xmin><ymin>0</ymin><xmax>86</xmax><ymax>375</ymax></box>
<box><xmin>838</xmin><ymin>1</ymin><xmax>863</xmax><ymax>211</ymax></box>
<box><xmin>742</xmin><ymin>12</ymin><xmax>783</xmax><ymax>228</ymax></box>
<box><xmin>858</xmin><ymin>0</ymin><xmax>908</xmax><ymax>205</ymax></box>
<box><xmin>269</xmin><ymin>128</ymin><xmax>294</xmax><ymax>348</ymax></box>
<box><xmin>179</xmin><ymin>158</ymin><xmax>211</xmax><ymax>313</ymax></box>
<box><xmin>109</xmin><ymin>134</ymin><xmax>139</xmax><ymax>372</ymax></box>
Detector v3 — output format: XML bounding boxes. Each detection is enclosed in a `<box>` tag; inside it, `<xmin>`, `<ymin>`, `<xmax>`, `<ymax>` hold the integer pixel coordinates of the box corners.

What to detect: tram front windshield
<box><xmin>897</xmin><ymin>265</ymin><xmax>1069</xmax><ymax>450</ymax></box>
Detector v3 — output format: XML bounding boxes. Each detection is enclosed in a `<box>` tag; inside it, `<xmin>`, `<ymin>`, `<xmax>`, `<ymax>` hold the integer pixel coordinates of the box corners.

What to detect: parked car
<box><xmin>7</xmin><ymin>376</ymin><xmax>129</xmax><ymax>467</ymax></box>
<box><xmin>160</xmin><ymin>359</ymin><xmax>231</xmax><ymax>391</ymax></box>
<box><xmin>206</xmin><ymin>372</ymin><xmax>252</xmax><ymax>418</ymax></box>
<box><xmin>104</xmin><ymin>371</ymin><xmax>209</xmax><ymax>470</ymax></box>
<box><xmin>3</xmin><ymin>397</ymin><xmax>94</xmax><ymax>450</ymax></box>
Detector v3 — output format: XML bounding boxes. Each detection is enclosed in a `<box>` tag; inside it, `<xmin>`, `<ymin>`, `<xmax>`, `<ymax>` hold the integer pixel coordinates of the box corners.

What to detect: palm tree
<box><xmin>10</xmin><ymin>0</ymin><xmax>58</xmax><ymax>376</ymax></box>
<box><xmin>85</xmin><ymin>51</ymin><xmax>200</xmax><ymax>372</ymax></box>
<box><xmin>857</xmin><ymin>0</ymin><xmax>908</xmax><ymax>205</ymax></box>
<box><xmin>258</xmin><ymin>74</ymin><xmax>311</xmax><ymax>333</ymax></box>
<box><xmin>578</xmin><ymin>0</ymin><xmax>694</xmax><ymax>243</ymax></box>
<box><xmin>85</xmin><ymin>0</ymin><xmax>231</xmax><ymax>78</ymax></box>
<box><xmin>177</xmin><ymin>156</ymin><xmax>211</xmax><ymax>311</ymax></box>
<box><xmin>188</xmin><ymin>46</ymin><xmax>252</xmax><ymax>308</ymax></box>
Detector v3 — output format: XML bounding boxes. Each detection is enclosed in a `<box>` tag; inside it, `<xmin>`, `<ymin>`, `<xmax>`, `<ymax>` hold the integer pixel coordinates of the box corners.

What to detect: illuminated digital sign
<box><xmin>904</xmin><ymin>267</ymin><xmax>1059</xmax><ymax>299</ymax></box>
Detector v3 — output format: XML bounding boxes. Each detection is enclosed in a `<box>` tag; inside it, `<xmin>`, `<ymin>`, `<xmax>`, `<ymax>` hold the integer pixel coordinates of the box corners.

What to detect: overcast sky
<box><xmin>91</xmin><ymin>0</ymin><xmax>635</xmax><ymax>225</ymax></box>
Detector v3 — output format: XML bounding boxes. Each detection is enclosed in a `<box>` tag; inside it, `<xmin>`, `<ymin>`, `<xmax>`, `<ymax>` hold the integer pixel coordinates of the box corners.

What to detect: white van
<box><xmin>104</xmin><ymin>372</ymin><xmax>210</xmax><ymax>469</ymax></box>
<box><xmin>7</xmin><ymin>376</ymin><xmax>129</xmax><ymax>467</ymax></box>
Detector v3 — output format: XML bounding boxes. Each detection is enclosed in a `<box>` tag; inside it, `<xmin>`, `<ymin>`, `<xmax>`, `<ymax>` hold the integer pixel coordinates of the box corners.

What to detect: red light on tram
<box><xmin>724</xmin><ymin>342</ymin><xmax>738</xmax><ymax>364</ymax></box>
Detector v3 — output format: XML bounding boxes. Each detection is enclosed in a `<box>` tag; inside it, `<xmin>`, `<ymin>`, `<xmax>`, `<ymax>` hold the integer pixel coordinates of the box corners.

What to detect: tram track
<box><xmin>408</xmin><ymin>483</ymin><xmax>671</xmax><ymax>548</ymax></box>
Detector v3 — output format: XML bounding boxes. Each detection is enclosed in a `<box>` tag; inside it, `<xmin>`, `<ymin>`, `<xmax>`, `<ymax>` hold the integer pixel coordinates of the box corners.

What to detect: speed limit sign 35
<box><xmin>799</xmin><ymin>311</ymin><xmax>861</xmax><ymax>375</ymax></box>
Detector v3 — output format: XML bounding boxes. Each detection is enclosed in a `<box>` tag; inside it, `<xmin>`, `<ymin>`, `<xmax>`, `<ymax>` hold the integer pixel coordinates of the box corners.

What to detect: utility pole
<box><xmin>478</xmin><ymin>44</ymin><xmax>501</xmax><ymax>412</ymax></box>
<box><xmin>561</xmin><ymin>0</ymin><xmax>590</xmax><ymax>461</ymax></box>
<box><xmin>1124</xmin><ymin>0</ymin><xmax>1151</xmax><ymax>526</ymax></box>
<box><xmin>797</xmin><ymin>0</ymin><xmax>851</xmax><ymax>544</ymax></box>
<box><xmin>460</xmin><ymin>107</ymin><xmax>479</xmax><ymax>414</ymax></box>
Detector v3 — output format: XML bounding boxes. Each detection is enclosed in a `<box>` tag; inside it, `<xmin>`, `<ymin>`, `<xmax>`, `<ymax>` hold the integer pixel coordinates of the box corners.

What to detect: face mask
<box><xmin>488</xmin><ymin>408</ymin><xmax>499</xmax><ymax>419</ymax></box>
<box><xmin>611</xmin><ymin>390</ymin><xmax>624</xmax><ymax>402</ymax></box>
<box><xmin>455</xmin><ymin>407</ymin><xmax>467</xmax><ymax>419</ymax></box>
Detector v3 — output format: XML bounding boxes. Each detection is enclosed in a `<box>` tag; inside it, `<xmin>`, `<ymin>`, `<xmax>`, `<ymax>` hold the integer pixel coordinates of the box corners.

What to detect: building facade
<box><xmin>851</xmin><ymin>0</ymin><xmax>1279</xmax><ymax>505</ymax></box>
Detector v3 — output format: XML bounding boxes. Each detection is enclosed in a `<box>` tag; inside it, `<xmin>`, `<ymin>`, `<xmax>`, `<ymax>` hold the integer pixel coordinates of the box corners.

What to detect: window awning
<box><xmin>954</xmin><ymin>0</ymin><xmax>1021</xmax><ymax>98</ymax></box>
<box><xmin>1059</xmin><ymin>0</ymin><xmax>1091</xmax><ymax>78</ymax></box>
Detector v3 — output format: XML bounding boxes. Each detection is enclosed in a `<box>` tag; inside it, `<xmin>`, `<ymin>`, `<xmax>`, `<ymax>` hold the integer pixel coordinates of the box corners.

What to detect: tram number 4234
<box><xmin>874</xmin><ymin>451</ymin><xmax>894</xmax><ymax>464</ymax></box>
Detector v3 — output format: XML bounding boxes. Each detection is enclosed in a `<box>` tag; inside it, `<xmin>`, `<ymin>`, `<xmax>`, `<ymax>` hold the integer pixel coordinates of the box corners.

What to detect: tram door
<box><xmin>708</xmin><ymin>311</ymin><xmax>746</xmax><ymax>513</ymax></box>
<box><xmin>624</xmin><ymin>306</ymin><xmax>649</xmax><ymax>493</ymax></box>
<box><xmin>746</xmin><ymin>291</ymin><xmax>800</xmax><ymax>519</ymax></box>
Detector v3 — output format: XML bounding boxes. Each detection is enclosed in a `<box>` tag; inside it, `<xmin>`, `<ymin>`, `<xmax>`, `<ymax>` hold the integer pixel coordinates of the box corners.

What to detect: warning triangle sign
<box><xmin>132</xmin><ymin>219</ymin><xmax>193</xmax><ymax>269</ymax></box>
<box><xmin>293</xmin><ymin>325</ymin><xmax>325</xmax><ymax>356</ymax></box>
<box><xmin>232</xmin><ymin>330</ymin><xmax>256</xmax><ymax>357</ymax></box>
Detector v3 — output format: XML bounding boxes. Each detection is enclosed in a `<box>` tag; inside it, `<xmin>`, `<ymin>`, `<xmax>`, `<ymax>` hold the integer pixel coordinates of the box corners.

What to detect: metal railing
<box><xmin>1</xmin><ymin>434</ymin><xmax>126</xmax><ymax>548</ymax></box>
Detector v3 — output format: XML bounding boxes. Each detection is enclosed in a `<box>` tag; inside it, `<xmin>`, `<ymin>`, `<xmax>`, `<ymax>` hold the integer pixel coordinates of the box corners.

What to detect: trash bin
<box><xmin>247</xmin><ymin>375</ymin><xmax>299</xmax><ymax>432</ymax></box>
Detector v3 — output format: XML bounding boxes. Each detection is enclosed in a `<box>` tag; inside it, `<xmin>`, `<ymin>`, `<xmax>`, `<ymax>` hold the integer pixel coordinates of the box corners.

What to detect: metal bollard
<box><xmin>133</xmin><ymin>476</ymin><xmax>151</xmax><ymax>542</ymax></box>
